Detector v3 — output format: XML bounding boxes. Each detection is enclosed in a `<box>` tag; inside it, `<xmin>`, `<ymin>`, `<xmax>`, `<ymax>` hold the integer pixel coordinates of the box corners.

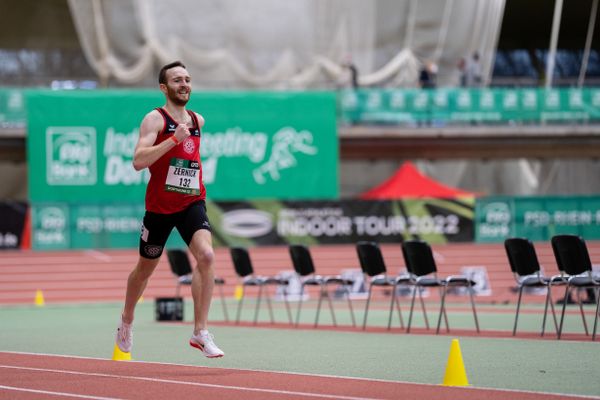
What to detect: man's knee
<box><xmin>132</xmin><ymin>257</ymin><xmax>159</xmax><ymax>280</ymax></box>
<box><xmin>189</xmin><ymin>229</ymin><xmax>214</xmax><ymax>270</ymax></box>
<box><xmin>193</xmin><ymin>246</ymin><xmax>214</xmax><ymax>269</ymax></box>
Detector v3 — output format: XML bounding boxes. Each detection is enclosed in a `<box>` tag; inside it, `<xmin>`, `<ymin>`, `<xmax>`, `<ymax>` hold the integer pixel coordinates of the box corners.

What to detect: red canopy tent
<box><xmin>360</xmin><ymin>161</ymin><xmax>476</xmax><ymax>199</ymax></box>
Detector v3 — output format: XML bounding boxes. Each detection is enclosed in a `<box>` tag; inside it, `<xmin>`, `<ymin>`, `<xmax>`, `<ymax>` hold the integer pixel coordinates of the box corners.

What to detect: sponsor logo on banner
<box><xmin>253</xmin><ymin>127</ymin><xmax>317</xmax><ymax>184</ymax></box>
<box><xmin>201</xmin><ymin>126</ymin><xmax>318</xmax><ymax>185</ymax></box>
<box><xmin>103</xmin><ymin>127</ymin><xmax>149</xmax><ymax>186</ymax></box>
<box><xmin>34</xmin><ymin>205</ymin><xmax>69</xmax><ymax>247</ymax></box>
<box><xmin>276</xmin><ymin>207</ymin><xmax>462</xmax><ymax>238</ymax></box>
<box><xmin>46</xmin><ymin>127</ymin><xmax>97</xmax><ymax>185</ymax></box>
<box><xmin>478</xmin><ymin>201</ymin><xmax>511</xmax><ymax>240</ymax></box>
<box><xmin>201</xmin><ymin>127</ymin><xmax>267</xmax><ymax>185</ymax></box>
<box><xmin>0</xmin><ymin>232</ymin><xmax>18</xmax><ymax>248</ymax></box>
<box><xmin>221</xmin><ymin>209</ymin><xmax>273</xmax><ymax>238</ymax></box>
<box><xmin>213</xmin><ymin>199</ymin><xmax>473</xmax><ymax>244</ymax></box>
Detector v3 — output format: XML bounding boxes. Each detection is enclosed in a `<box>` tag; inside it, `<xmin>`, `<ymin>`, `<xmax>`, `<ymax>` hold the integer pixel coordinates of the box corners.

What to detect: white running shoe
<box><xmin>115</xmin><ymin>320</ymin><xmax>133</xmax><ymax>353</ymax></box>
<box><xmin>190</xmin><ymin>331</ymin><xmax>224</xmax><ymax>358</ymax></box>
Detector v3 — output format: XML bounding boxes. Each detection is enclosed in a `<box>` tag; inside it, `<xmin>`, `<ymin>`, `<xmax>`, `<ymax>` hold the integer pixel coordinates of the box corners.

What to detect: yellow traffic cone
<box><xmin>34</xmin><ymin>290</ymin><xmax>45</xmax><ymax>307</ymax></box>
<box><xmin>234</xmin><ymin>285</ymin><xmax>244</xmax><ymax>301</ymax></box>
<box><xmin>442</xmin><ymin>339</ymin><xmax>470</xmax><ymax>386</ymax></box>
<box><xmin>112</xmin><ymin>343</ymin><xmax>131</xmax><ymax>361</ymax></box>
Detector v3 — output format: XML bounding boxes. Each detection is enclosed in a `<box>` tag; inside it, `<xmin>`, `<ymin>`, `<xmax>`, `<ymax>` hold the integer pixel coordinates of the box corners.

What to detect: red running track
<box><xmin>4</xmin><ymin>242</ymin><xmax>600</xmax><ymax>305</ymax></box>
<box><xmin>0</xmin><ymin>352</ymin><xmax>593</xmax><ymax>400</ymax></box>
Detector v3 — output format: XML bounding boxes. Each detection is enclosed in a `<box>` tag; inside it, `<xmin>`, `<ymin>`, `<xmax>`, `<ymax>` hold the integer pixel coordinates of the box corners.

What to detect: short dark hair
<box><xmin>159</xmin><ymin>61</ymin><xmax>186</xmax><ymax>84</ymax></box>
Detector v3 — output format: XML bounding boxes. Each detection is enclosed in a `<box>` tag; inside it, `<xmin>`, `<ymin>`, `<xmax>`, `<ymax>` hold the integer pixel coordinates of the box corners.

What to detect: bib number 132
<box><xmin>165</xmin><ymin>158</ymin><xmax>200</xmax><ymax>195</ymax></box>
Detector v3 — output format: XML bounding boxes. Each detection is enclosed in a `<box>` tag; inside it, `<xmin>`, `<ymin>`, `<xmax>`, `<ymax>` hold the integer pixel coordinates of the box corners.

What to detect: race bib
<box><xmin>165</xmin><ymin>158</ymin><xmax>200</xmax><ymax>195</ymax></box>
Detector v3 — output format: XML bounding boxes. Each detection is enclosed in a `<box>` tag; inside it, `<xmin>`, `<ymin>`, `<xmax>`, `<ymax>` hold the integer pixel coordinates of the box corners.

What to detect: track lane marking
<box><xmin>0</xmin><ymin>365</ymin><xmax>383</xmax><ymax>400</ymax></box>
<box><xmin>0</xmin><ymin>384</ymin><xmax>123</xmax><ymax>400</ymax></box>
<box><xmin>1</xmin><ymin>352</ymin><xmax>598</xmax><ymax>400</ymax></box>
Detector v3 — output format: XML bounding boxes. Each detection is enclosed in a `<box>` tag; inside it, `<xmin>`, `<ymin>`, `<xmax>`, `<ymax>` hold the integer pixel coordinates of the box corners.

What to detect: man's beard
<box><xmin>167</xmin><ymin>86</ymin><xmax>189</xmax><ymax>106</ymax></box>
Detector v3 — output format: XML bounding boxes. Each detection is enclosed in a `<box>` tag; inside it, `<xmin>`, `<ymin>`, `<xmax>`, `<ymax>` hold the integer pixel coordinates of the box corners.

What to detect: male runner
<box><xmin>115</xmin><ymin>61</ymin><xmax>224</xmax><ymax>358</ymax></box>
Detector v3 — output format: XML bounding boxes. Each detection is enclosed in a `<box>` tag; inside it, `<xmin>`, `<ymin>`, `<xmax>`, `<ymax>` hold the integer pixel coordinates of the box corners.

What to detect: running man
<box><xmin>115</xmin><ymin>61</ymin><xmax>224</xmax><ymax>358</ymax></box>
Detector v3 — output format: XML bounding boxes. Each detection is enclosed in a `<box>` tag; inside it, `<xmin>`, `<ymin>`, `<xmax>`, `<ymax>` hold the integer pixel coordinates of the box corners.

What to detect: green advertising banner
<box><xmin>0</xmin><ymin>88</ymin><xmax>27</xmax><ymax>128</ymax></box>
<box><xmin>475</xmin><ymin>196</ymin><xmax>600</xmax><ymax>243</ymax></box>
<box><xmin>27</xmin><ymin>90</ymin><xmax>338</xmax><ymax>203</ymax></box>
<box><xmin>8</xmin><ymin>87</ymin><xmax>600</xmax><ymax>129</ymax></box>
<box><xmin>31</xmin><ymin>202</ymin><xmax>147</xmax><ymax>250</ymax></box>
<box><xmin>340</xmin><ymin>87</ymin><xmax>600</xmax><ymax>124</ymax></box>
<box><xmin>31</xmin><ymin>197</ymin><xmax>474</xmax><ymax>250</ymax></box>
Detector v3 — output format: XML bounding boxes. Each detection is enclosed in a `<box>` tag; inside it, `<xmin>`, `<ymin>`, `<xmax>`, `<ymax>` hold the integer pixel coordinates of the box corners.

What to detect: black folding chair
<box><xmin>355</xmin><ymin>241</ymin><xmax>411</xmax><ymax>330</ymax></box>
<box><xmin>229</xmin><ymin>247</ymin><xmax>293</xmax><ymax>325</ymax></box>
<box><xmin>504</xmin><ymin>237</ymin><xmax>565</xmax><ymax>336</ymax></box>
<box><xmin>551</xmin><ymin>235</ymin><xmax>600</xmax><ymax>340</ymax></box>
<box><xmin>166</xmin><ymin>248</ymin><xmax>229</xmax><ymax>321</ymax></box>
<box><xmin>402</xmin><ymin>240</ymin><xmax>480</xmax><ymax>334</ymax></box>
<box><xmin>289</xmin><ymin>244</ymin><xmax>356</xmax><ymax>327</ymax></box>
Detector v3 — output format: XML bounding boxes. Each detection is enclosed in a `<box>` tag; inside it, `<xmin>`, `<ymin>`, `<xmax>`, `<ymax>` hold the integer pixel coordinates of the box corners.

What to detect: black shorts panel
<box><xmin>139</xmin><ymin>201</ymin><xmax>211</xmax><ymax>259</ymax></box>
<box><xmin>175</xmin><ymin>200</ymin><xmax>212</xmax><ymax>245</ymax></box>
<box><xmin>139</xmin><ymin>211</ymin><xmax>175</xmax><ymax>259</ymax></box>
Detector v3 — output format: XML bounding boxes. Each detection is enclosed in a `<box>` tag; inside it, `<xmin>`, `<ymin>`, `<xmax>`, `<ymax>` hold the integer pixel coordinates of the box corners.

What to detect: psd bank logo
<box><xmin>34</xmin><ymin>205</ymin><xmax>69</xmax><ymax>248</ymax></box>
<box><xmin>46</xmin><ymin>127</ymin><xmax>97</xmax><ymax>185</ymax></box>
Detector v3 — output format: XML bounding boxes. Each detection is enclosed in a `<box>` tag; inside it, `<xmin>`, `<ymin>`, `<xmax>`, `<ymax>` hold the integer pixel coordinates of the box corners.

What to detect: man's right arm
<box><xmin>132</xmin><ymin>110</ymin><xmax>178</xmax><ymax>171</ymax></box>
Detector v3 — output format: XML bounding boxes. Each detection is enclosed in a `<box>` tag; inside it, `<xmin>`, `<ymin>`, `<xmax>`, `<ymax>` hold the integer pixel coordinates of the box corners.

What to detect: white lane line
<box><xmin>3</xmin><ymin>352</ymin><xmax>597</xmax><ymax>400</ymax></box>
<box><xmin>0</xmin><ymin>365</ymin><xmax>383</xmax><ymax>400</ymax></box>
<box><xmin>84</xmin><ymin>250</ymin><xmax>113</xmax><ymax>262</ymax></box>
<box><xmin>0</xmin><ymin>384</ymin><xmax>123</xmax><ymax>400</ymax></box>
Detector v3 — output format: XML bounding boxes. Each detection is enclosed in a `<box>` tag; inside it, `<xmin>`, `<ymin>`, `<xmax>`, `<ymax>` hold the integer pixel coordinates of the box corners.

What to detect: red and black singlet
<box><xmin>145</xmin><ymin>107</ymin><xmax>206</xmax><ymax>214</ymax></box>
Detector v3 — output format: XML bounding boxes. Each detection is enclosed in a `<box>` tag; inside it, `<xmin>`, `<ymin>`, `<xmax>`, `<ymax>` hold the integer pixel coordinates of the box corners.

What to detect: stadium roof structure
<box><xmin>360</xmin><ymin>161</ymin><xmax>477</xmax><ymax>199</ymax></box>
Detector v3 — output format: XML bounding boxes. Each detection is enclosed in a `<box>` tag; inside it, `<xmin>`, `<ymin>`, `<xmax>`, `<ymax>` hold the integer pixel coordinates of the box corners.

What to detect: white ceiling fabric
<box><xmin>68</xmin><ymin>0</ymin><xmax>505</xmax><ymax>88</ymax></box>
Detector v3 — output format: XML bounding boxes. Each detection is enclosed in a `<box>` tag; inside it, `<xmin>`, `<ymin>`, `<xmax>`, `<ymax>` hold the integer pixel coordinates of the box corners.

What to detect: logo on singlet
<box><xmin>183</xmin><ymin>138</ymin><xmax>196</xmax><ymax>154</ymax></box>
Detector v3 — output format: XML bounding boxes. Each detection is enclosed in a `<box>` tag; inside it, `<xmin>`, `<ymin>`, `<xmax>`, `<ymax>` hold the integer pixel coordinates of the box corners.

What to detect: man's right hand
<box><xmin>174</xmin><ymin>123</ymin><xmax>190</xmax><ymax>143</ymax></box>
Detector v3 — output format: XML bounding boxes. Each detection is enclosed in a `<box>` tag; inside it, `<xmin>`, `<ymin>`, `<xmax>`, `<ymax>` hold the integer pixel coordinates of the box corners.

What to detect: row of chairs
<box><xmin>167</xmin><ymin>240</ymin><xmax>480</xmax><ymax>334</ymax></box>
<box><xmin>166</xmin><ymin>246</ymin><xmax>353</xmax><ymax>327</ymax></box>
<box><xmin>357</xmin><ymin>241</ymin><xmax>479</xmax><ymax>334</ymax></box>
<box><xmin>231</xmin><ymin>245</ymin><xmax>355</xmax><ymax>327</ymax></box>
<box><xmin>505</xmin><ymin>234</ymin><xmax>600</xmax><ymax>340</ymax></box>
<box><xmin>166</xmin><ymin>234</ymin><xmax>599</xmax><ymax>339</ymax></box>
